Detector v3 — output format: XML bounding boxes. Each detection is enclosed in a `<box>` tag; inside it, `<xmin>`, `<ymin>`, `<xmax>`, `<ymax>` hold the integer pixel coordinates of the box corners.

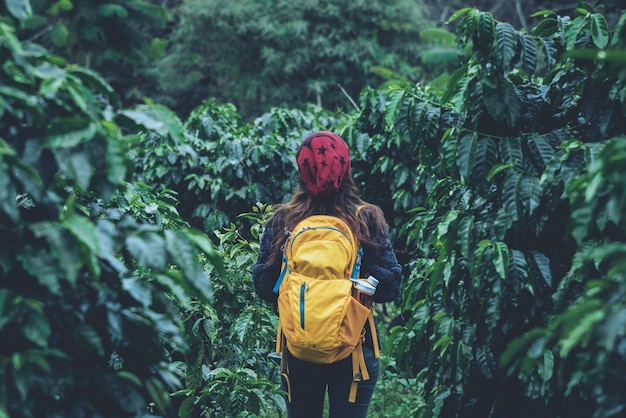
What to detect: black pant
<box><xmin>282</xmin><ymin>345</ymin><xmax>380</xmax><ymax>418</ymax></box>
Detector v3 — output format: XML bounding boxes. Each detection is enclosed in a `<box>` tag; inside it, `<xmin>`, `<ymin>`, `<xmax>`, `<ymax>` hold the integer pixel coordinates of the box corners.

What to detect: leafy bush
<box><xmin>339</xmin><ymin>4</ymin><xmax>626</xmax><ymax>417</ymax></box>
<box><xmin>132</xmin><ymin>99</ymin><xmax>349</xmax><ymax>234</ymax></box>
<box><xmin>155</xmin><ymin>0</ymin><xmax>432</xmax><ymax>118</ymax></box>
<box><xmin>0</xmin><ymin>11</ymin><xmax>221</xmax><ymax>418</ymax></box>
<box><xmin>172</xmin><ymin>204</ymin><xmax>285</xmax><ymax>418</ymax></box>
<box><xmin>15</xmin><ymin>0</ymin><xmax>173</xmax><ymax>106</ymax></box>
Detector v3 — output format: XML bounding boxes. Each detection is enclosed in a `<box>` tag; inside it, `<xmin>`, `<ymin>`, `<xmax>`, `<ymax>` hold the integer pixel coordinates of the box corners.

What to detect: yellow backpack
<box><xmin>272</xmin><ymin>213</ymin><xmax>380</xmax><ymax>403</ymax></box>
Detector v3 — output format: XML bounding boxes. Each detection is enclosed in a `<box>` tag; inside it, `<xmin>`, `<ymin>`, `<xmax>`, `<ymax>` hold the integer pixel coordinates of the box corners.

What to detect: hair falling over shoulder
<box><xmin>266</xmin><ymin>176</ymin><xmax>389</xmax><ymax>266</ymax></box>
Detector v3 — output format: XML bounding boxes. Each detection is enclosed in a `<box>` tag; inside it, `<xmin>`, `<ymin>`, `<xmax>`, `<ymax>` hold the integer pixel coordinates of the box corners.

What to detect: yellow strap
<box><xmin>349</xmin><ymin>341</ymin><xmax>370</xmax><ymax>403</ymax></box>
<box><xmin>275</xmin><ymin>325</ymin><xmax>282</xmax><ymax>354</ymax></box>
<box><xmin>349</xmin><ymin>380</ymin><xmax>358</xmax><ymax>403</ymax></box>
<box><xmin>277</xmin><ymin>328</ymin><xmax>292</xmax><ymax>403</ymax></box>
<box><xmin>281</xmin><ymin>372</ymin><xmax>292</xmax><ymax>403</ymax></box>
<box><xmin>368</xmin><ymin>311</ymin><xmax>380</xmax><ymax>358</ymax></box>
<box><xmin>357</xmin><ymin>343</ymin><xmax>369</xmax><ymax>381</ymax></box>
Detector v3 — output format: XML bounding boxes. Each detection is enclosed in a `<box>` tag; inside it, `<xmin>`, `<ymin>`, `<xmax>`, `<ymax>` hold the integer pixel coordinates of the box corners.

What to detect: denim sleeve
<box><xmin>361</xmin><ymin>236</ymin><xmax>402</xmax><ymax>303</ymax></box>
<box><xmin>359</xmin><ymin>209</ymin><xmax>403</xmax><ymax>303</ymax></box>
<box><xmin>252</xmin><ymin>215</ymin><xmax>282</xmax><ymax>303</ymax></box>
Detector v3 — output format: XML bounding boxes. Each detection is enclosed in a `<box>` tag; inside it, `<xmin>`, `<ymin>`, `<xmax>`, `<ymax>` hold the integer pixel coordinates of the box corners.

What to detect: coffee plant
<box><xmin>3</xmin><ymin>0</ymin><xmax>626</xmax><ymax>417</ymax></box>
<box><xmin>0</xmin><ymin>9</ymin><xmax>222</xmax><ymax>418</ymax></box>
<box><xmin>132</xmin><ymin>99</ymin><xmax>349</xmax><ymax>234</ymax></box>
<box><xmin>171</xmin><ymin>203</ymin><xmax>284</xmax><ymax>417</ymax></box>
<box><xmin>339</xmin><ymin>3</ymin><xmax>626</xmax><ymax>417</ymax></box>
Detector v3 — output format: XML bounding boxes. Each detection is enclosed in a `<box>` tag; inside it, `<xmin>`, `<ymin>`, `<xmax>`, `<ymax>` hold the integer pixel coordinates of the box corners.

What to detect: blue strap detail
<box><xmin>272</xmin><ymin>254</ymin><xmax>288</xmax><ymax>294</ymax></box>
<box><xmin>350</xmin><ymin>245</ymin><xmax>364</xmax><ymax>281</ymax></box>
<box><xmin>300</xmin><ymin>282</ymin><xmax>306</xmax><ymax>329</ymax></box>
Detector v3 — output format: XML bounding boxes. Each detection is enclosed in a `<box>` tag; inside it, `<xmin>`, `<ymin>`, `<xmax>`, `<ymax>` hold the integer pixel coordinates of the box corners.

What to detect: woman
<box><xmin>252</xmin><ymin>131</ymin><xmax>402</xmax><ymax>418</ymax></box>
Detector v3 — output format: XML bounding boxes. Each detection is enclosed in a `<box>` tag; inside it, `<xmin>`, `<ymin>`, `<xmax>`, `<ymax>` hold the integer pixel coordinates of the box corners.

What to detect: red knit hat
<box><xmin>296</xmin><ymin>131</ymin><xmax>351</xmax><ymax>196</ymax></box>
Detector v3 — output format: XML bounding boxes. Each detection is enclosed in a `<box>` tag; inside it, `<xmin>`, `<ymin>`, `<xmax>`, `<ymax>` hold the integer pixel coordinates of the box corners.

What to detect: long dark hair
<box><xmin>266</xmin><ymin>175</ymin><xmax>389</xmax><ymax>266</ymax></box>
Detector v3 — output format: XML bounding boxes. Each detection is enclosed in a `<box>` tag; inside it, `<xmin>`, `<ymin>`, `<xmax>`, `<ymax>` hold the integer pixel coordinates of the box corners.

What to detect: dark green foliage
<box><xmin>132</xmin><ymin>99</ymin><xmax>349</xmax><ymax>234</ymax></box>
<box><xmin>338</xmin><ymin>4</ymin><xmax>626</xmax><ymax>417</ymax></box>
<box><xmin>172</xmin><ymin>204</ymin><xmax>285</xmax><ymax>418</ymax></box>
<box><xmin>155</xmin><ymin>0</ymin><xmax>431</xmax><ymax>119</ymax></box>
<box><xmin>0</xmin><ymin>10</ymin><xmax>222</xmax><ymax>418</ymax></box>
<box><xmin>8</xmin><ymin>0</ymin><xmax>173</xmax><ymax>106</ymax></box>
<box><xmin>3</xmin><ymin>1</ymin><xmax>626</xmax><ymax>417</ymax></box>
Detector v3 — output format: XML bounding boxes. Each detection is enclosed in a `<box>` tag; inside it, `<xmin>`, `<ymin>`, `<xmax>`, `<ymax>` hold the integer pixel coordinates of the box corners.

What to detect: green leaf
<box><xmin>559</xmin><ymin>302</ymin><xmax>604</xmax><ymax>358</ymax></box>
<box><xmin>118</xmin><ymin>104</ymin><xmax>185</xmax><ymax>142</ymax></box>
<box><xmin>527</xmin><ymin>335</ymin><xmax>548</xmax><ymax>359</ymax></box>
<box><xmin>64</xmin><ymin>214</ymin><xmax>101</xmax><ymax>277</ymax></box>
<box><xmin>47</xmin><ymin>0</ymin><xmax>72</xmax><ymax>16</ymax></box>
<box><xmin>475</xmin><ymin>346</ymin><xmax>496</xmax><ymax>379</ymax></box>
<box><xmin>477</xmin><ymin>12</ymin><xmax>495</xmax><ymax>47</ymax></box>
<box><xmin>441</xmin><ymin>63</ymin><xmax>470</xmax><ymax>108</ymax></box>
<box><xmin>22</xmin><ymin>307</ymin><xmax>51</xmax><ymax>347</ymax></box>
<box><xmin>16</xmin><ymin>246</ymin><xmax>63</xmax><ymax>293</ymax></box>
<box><xmin>53</xmin><ymin>148</ymin><xmax>92</xmax><ymax>191</ymax></box>
<box><xmin>436</xmin><ymin>210</ymin><xmax>460</xmax><ymax>244</ymax></box>
<box><xmin>502</xmin><ymin>171</ymin><xmax>521</xmax><ymax>222</ymax></box>
<box><xmin>590</xmin><ymin>13</ymin><xmax>609</xmax><ymax>49</ymax></box>
<box><xmin>73</xmin><ymin>324</ymin><xmax>105</xmax><ymax>356</ymax></box>
<box><xmin>508</xmin><ymin>250</ymin><xmax>528</xmax><ymax>284</ymax></box>
<box><xmin>521</xmin><ymin>33</ymin><xmax>537</xmax><ymax>75</ymax></box>
<box><xmin>496</xmin><ymin>22</ymin><xmax>517</xmax><ymax>71</ymax></box>
<box><xmin>165</xmin><ymin>230</ymin><xmax>212</xmax><ymax>298</ymax></box>
<box><xmin>529</xmin><ymin>134</ymin><xmax>555</xmax><ymax>169</ymax></box>
<box><xmin>564</xmin><ymin>15</ymin><xmax>588</xmax><ymax>51</ymax></box>
<box><xmin>458</xmin><ymin>215</ymin><xmax>474</xmax><ymax>261</ymax></box>
<box><xmin>126</xmin><ymin>231</ymin><xmax>168</xmax><ymax>270</ymax></box>
<box><xmin>106</xmin><ymin>138</ymin><xmax>128</xmax><ymax>186</ymax></box>
<box><xmin>384</xmin><ymin>89</ymin><xmax>405</xmax><ymax>132</ymax></box>
<box><xmin>473</xmin><ymin>136</ymin><xmax>497</xmax><ymax>187</ymax></box>
<box><xmin>529</xmin><ymin>250</ymin><xmax>552</xmax><ymax>288</ymax></box>
<box><xmin>231</xmin><ymin>309</ymin><xmax>255</xmax><ymax>343</ymax></box>
<box><xmin>0</xmin><ymin>162</ymin><xmax>18</xmax><ymax>223</ymax></box>
<box><xmin>500</xmin><ymin>328</ymin><xmax>548</xmax><ymax>367</ymax></box>
<box><xmin>5</xmin><ymin>0</ymin><xmax>33</xmax><ymax>21</ymax></box>
<box><xmin>181</xmin><ymin>228</ymin><xmax>225</xmax><ymax>277</ymax></box>
<box><xmin>499</xmin><ymin>137</ymin><xmax>523</xmax><ymax>168</ymax></box>
<box><xmin>98</xmin><ymin>3</ymin><xmax>128</xmax><ymax>18</ymax></box>
<box><xmin>446</xmin><ymin>7</ymin><xmax>474</xmax><ymax>24</ymax></box>
<box><xmin>28</xmin><ymin>222</ymin><xmax>81</xmax><ymax>287</ymax></box>
<box><xmin>492</xmin><ymin>241</ymin><xmax>509</xmax><ymax>279</ymax></box>
<box><xmin>143</xmin><ymin>37</ymin><xmax>169</xmax><ymax>61</ymax></box>
<box><xmin>456</xmin><ymin>133</ymin><xmax>477</xmax><ymax>182</ymax></box>
<box><xmin>610</xmin><ymin>11</ymin><xmax>626</xmax><ymax>48</ymax></box>
<box><xmin>44</xmin><ymin>118</ymin><xmax>97</xmax><ymax>148</ymax></box>
<box><xmin>519</xmin><ymin>175</ymin><xmax>542</xmax><ymax>217</ymax></box>
<box><xmin>419</xmin><ymin>28</ymin><xmax>456</xmax><ymax>46</ymax></box>
<box><xmin>122</xmin><ymin>277</ymin><xmax>153</xmax><ymax>308</ymax></box>
<box><xmin>482</xmin><ymin>80</ymin><xmax>521</xmax><ymax>127</ymax></box>
<box><xmin>153</xmin><ymin>273</ymin><xmax>189</xmax><ymax>305</ymax></box>
<box><xmin>70</xmin><ymin>67</ymin><xmax>118</xmax><ymax>103</ymax></box>
<box><xmin>569</xmin><ymin>204</ymin><xmax>594</xmax><ymax>244</ymax></box>
<box><xmin>487</xmin><ymin>162</ymin><xmax>515</xmax><ymax>181</ymax></box>
<box><xmin>531</xmin><ymin>10</ymin><xmax>556</xmax><ymax>18</ymax></box>
<box><xmin>538</xmin><ymin>37</ymin><xmax>558</xmax><ymax>70</ymax></box>
<box><xmin>540</xmin><ymin>349</ymin><xmax>554</xmax><ymax>381</ymax></box>
<box><xmin>50</xmin><ymin>23</ymin><xmax>69</xmax><ymax>47</ymax></box>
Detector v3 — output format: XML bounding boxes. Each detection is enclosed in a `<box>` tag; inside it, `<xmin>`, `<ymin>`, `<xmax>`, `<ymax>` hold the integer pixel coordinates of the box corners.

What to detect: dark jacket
<box><xmin>252</xmin><ymin>207</ymin><xmax>403</xmax><ymax>304</ymax></box>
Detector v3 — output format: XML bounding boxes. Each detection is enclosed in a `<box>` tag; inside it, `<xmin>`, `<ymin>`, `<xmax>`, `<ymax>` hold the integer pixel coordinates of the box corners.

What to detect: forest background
<box><xmin>1</xmin><ymin>0</ymin><xmax>626</xmax><ymax>417</ymax></box>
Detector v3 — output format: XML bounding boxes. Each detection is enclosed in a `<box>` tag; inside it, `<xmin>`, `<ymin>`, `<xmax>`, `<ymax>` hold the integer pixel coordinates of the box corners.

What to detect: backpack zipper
<box><xmin>300</xmin><ymin>282</ymin><xmax>307</xmax><ymax>329</ymax></box>
<box><xmin>290</xmin><ymin>226</ymin><xmax>352</xmax><ymax>254</ymax></box>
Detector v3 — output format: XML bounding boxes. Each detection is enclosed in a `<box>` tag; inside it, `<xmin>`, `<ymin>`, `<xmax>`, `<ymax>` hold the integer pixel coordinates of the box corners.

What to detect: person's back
<box><xmin>252</xmin><ymin>131</ymin><xmax>403</xmax><ymax>418</ymax></box>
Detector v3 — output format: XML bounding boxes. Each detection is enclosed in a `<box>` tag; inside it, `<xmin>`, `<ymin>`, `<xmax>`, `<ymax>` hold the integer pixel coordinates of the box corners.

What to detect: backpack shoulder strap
<box><xmin>350</xmin><ymin>204</ymin><xmax>367</xmax><ymax>281</ymax></box>
<box><xmin>272</xmin><ymin>252</ymin><xmax>288</xmax><ymax>294</ymax></box>
<box><xmin>348</xmin><ymin>309</ymin><xmax>379</xmax><ymax>403</ymax></box>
